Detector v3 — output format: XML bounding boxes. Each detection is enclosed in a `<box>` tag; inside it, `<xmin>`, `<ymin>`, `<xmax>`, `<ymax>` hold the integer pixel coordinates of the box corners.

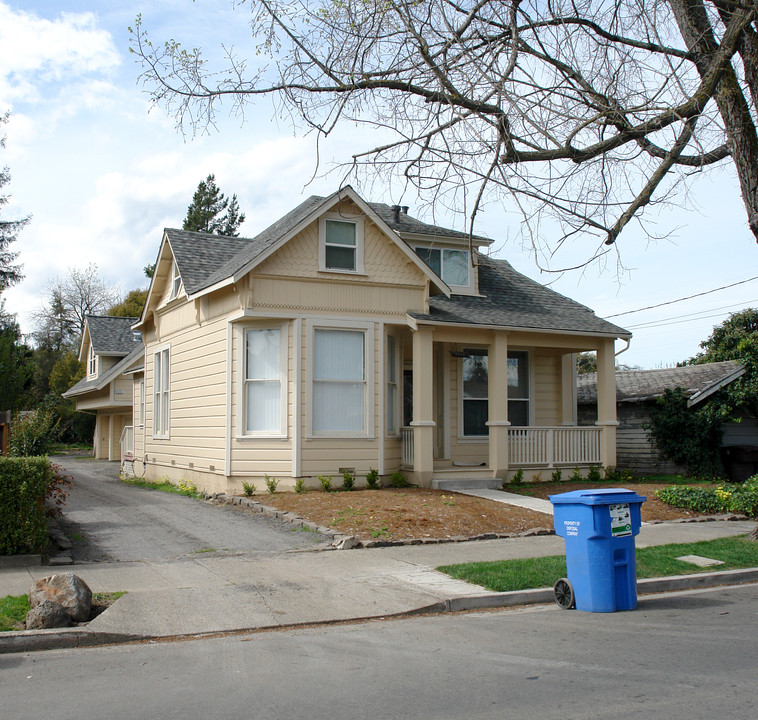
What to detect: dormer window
<box><xmin>415</xmin><ymin>246</ymin><xmax>470</xmax><ymax>287</ymax></box>
<box><xmin>170</xmin><ymin>260</ymin><xmax>181</xmax><ymax>299</ymax></box>
<box><xmin>319</xmin><ymin>213</ymin><xmax>364</xmax><ymax>273</ymax></box>
<box><xmin>88</xmin><ymin>344</ymin><xmax>97</xmax><ymax>377</ymax></box>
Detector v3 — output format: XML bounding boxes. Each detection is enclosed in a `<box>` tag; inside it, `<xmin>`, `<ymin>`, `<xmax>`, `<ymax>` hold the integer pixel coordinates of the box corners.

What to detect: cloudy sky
<box><xmin>2</xmin><ymin>0</ymin><xmax>757</xmax><ymax>369</ymax></box>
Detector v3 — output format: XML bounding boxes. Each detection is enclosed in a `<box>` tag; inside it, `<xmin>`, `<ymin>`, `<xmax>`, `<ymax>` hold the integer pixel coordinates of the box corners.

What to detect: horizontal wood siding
<box><xmin>533</xmin><ymin>350</ymin><xmax>561</xmax><ymax>426</ymax></box>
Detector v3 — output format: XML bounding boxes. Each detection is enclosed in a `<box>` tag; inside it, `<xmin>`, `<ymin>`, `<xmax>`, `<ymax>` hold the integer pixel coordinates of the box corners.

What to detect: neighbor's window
<box><xmin>244</xmin><ymin>327</ymin><xmax>285</xmax><ymax>435</ymax></box>
<box><xmin>319</xmin><ymin>213</ymin><xmax>364</xmax><ymax>273</ymax></box>
<box><xmin>313</xmin><ymin>328</ymin><xmax>366</xmax><ymax>433</ymax></box>
<box><xmin>153</xmin><ymin>347</ymin><xmax>170</xmax><ymax>438</ymax></box>
<box><xmin>414</xmin><ymin>246</ymin><xmax>469</xmax><ymax>286</ymax></box>
<box><xmin>170</xmin><ymin>260</ymin><xmax>181</xmax><ymax>299</ymax></box>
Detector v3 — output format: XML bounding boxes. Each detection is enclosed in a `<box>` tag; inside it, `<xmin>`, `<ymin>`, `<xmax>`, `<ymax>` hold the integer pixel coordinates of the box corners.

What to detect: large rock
<box><xmin>29</xmin><ymin>572</ymin><xmax>92</xmax><ymax>623</ymax></box>
<box><xmin>26</xmin><ymin>600</ymin><xmax>73</xmax><ymax>629</ymax></box>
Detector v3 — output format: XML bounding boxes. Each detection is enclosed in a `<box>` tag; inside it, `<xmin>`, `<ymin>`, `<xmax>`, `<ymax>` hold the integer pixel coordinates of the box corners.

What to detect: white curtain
<box><xmin>314</xmin><ymin>329</ymin><xmax>365</xmax><ymax>432</ymax></box>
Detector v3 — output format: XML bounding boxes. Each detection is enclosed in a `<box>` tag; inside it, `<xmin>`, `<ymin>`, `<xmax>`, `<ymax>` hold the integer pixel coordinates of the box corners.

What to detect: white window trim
<box><xmin>152</xmin><ymin>343</ymin><xmax>170</xmax><ymax>439</ymax></box>
<box><xmin>87</xmin><ymin>344</ymin><xmax>97</xmax><ymax>378</ymax></box>
<box><xmin>170</xmin><ymin>260</ymin><xmax>182</xmax><ymax>299</ymax></box>
<box><xmin>306</xmin><ymin>319</ymin><xmax>374</xmax><ymax>439</ymax></box>
<box><xmin>318</xmin><ymin>212</ymin><xmax>365</xmax><ymax>274</ymax></box>
<box><xmin>236</xmin><ymin>322</ymin><xmax>289</xmax><ymax>439</ymax></box>
<box><xmin>414</xmin><ymin>244</ymin><xmax>472</xmax><ymax>290</ymax></box>
<box><xmin>457</xmin><ymin>348</ymin><xmax>532</xmax><ymax>439</ymax></box>
<box><xmin>385</xmin><ymin>333</ymin><xmax>400</xmax><ymax>437</ymax></box>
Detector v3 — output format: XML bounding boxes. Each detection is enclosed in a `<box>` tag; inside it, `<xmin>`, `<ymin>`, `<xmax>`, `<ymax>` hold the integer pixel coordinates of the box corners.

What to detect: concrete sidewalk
<box><xmin>1</xmin><ymin>519</ymin><xmax>756</xmax><ymax>652</ymax></box>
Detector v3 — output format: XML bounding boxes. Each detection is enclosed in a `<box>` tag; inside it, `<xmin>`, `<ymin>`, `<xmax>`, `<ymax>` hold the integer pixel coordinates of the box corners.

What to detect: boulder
<box><xmin>26</xmin><ymin>600</ymin><xmax>73</xmax><ymax>629</ymax></box>
<box><xmin>29</xmin><ymin>572</ymin><xmax>92</xmax><ymax>623</ymax></box>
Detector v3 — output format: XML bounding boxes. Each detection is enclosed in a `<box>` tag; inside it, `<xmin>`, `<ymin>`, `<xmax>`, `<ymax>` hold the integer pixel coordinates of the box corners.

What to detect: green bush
<box><xmin>242</xmin><ymin>481</ymin><xmax>256</xmax><ymax>497</ymax></box>
<box><xmin>8</xmin><ymin>408</ymin><xmax>57</xmax><ymax>457</ymax></box>
<box><xmin>655</xmin><ymin>477</ymin><xmax>758</xmax><ymax>517</ymax></box>
<box><xmin>365</xmin><ymin>468</ymin><xmax>380</xmax><ymax>489</ymax></box>
<box><xmin>264</xmin><ymin>475</ymin><xmax>279</xmax><ymax>494</ymax></box>
<box><xmin>294</xmin><ymin>478</ymin><xmax>306</xmax><ymax>494</ymax></box>
<box><xmin>587</xmin><ymin>466</ymin><xmax>602</xmax><ymax>482</ymax></box>
<box><xmin>341</xmin><ymin>470</ymin><xmax>355</xmax><ymax>491</ymax></box>
<box><xmin>510</xmin><ymin>468</ymin><xmax>524</xmax><ymax>486</ymax></box>
<box><xmin>0</xmin><ymin>457</ymin><xmax>53</xmax><ymax>555</ymax></box>
<box><xmin>390</xmin><ymin>470</ymin><xmax>408</xmax><ymax>488</ymax></box>
<box><xmin>319</xmin><ymin>474</ymin><xmax>332</xmax><ymax>492</ymax></box>
<box><xmin>569</xmin><ymin>467</ymin><xmax>583</xmax><ymax>482</ymax></box>
<box><xmin>551</xmin><ymin>468</ymin><xmax>562</xmax><ymax>483</ymax></box>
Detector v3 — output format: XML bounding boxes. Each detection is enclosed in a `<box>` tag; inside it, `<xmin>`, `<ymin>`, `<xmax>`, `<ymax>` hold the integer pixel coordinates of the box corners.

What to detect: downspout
<box><xmin>615</xmin><ymin>338</ymin><xmax>631</xmax><ymax>357</ymax></box>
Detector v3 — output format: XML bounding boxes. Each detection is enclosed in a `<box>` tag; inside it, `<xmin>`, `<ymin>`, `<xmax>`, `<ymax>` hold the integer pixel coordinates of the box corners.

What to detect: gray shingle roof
<box><xmin>167</xmin><ymin>192</ymin><xmax>490</xmax><ymax>297</ymax></box>
<box><xmin>577</xmin><ymin>360</ymin><xmax>745</xmax><ymax>404</ymax></box>
<box><xmin>409</xmin><ymin>254</ymin><xmax>630</xmax><ymax>337</ymax></box>
<box><xmin>87</xmin><ymin>315</ymin><xmax>142</xmax><ymax>355</ymax></box>
<box><xmin>64</xmin><ymin>344</ymin><xmax>144</xmax><ymax>398</ymax></box>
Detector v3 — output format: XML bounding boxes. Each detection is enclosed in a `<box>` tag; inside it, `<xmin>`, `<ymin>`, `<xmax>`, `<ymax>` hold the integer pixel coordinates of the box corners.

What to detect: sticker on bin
<box><xmin>609</xmin><ymin>503</ymin><xmax>632</xmax><ymax>537</ymax></box>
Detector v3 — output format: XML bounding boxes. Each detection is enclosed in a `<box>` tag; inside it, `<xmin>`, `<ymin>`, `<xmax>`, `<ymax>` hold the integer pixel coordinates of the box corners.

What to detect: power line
<box><xmin>625</xmin><ymin>298</ymin><xmax>758</xmax><ymax>330</ymax></box>
<box><xmin>606</xmin><ymin>275</ymin><xmax>758</xmax><ymax>318</ymax></box>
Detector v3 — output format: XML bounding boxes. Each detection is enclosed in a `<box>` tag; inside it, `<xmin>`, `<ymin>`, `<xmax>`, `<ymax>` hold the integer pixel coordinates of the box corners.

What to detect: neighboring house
<box><xmin>63</xmin><ymin>315</ymin><xmax>144</xmax><ymax>461</ymax></box>
<box><xmin>577</xmin><ymin>361</ymin><xmax>755</xmax><ymax>477</ymax></box>
<box><xmin>110</xmin><ymin>186</ymin><xmax>628</xmax><ymax>493</ymax></box>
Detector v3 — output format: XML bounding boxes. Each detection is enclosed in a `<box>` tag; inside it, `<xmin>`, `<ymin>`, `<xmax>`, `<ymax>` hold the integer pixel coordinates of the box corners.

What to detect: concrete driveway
<box><xmin>52</xmin><ymin>457</ymin><xmax>327</xmax><ymax>562</ymax></box>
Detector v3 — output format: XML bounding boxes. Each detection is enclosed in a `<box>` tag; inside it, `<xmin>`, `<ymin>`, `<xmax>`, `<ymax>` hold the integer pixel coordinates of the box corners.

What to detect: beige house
<box><xmin>63</xmin><ymin>315</ymin><xmax>144</xmax><ymax>460</ymax></box>
<box><xmin>110</xmin><ymin>186</ymin><xmax>629</xmax><ymax>493</ymax></box>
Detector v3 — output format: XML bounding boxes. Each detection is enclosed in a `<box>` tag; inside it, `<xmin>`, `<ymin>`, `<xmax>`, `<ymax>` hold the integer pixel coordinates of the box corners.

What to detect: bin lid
<box><xmin>549</xmin><ymin>488</ymin><xmax>646</xmax><ymax>505</ymax></box>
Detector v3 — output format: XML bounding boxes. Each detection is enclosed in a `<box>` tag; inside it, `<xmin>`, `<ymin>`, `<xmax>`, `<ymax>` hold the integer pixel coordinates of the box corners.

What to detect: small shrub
<box><xmin>551</xmin><ymin>468</ymin><xmax>563</xmax><ymax>483</ymax></box>
<box><xmin>655</xmin><ymin>486</ymin><xmax>727</xmax><ymax>514</ymax></box>
<box><xmin>341</xmin><ymin>470</ymin><xmax>355</xmax><ymax>491</ymax></box>
<box><xmin>242</xmin><ymin>481</ymin><xmax>256</xmax><ymax>497</ymax></box>
<box><xmin>569</xmin><ymin>467</ymin><xmax>583</xmax><ymax>482</ymax></box>
<box><xmin>587</xmin><ymin>466</ymin><xmax>602</xmax><ymax>482</ymax></box>
<box><xmin>8</xmin><ymin>408</ymin><xmax>57</xmax><ymax>457</ymax></box>
<box><xmin>390</xmin><ymin>470</ymin><xmax>408</xmax><ymax>488</ymax></box>
<box><xmin>177</xmin><ymin>479</ymin><xmax>198</xmax><ymax>497</ymax></box>
<box><xmin>265</xmin><ymin>475</ymin><xmax>279</xmax><ymax>494</ymax></box>
<box><xmin>319</xmin><ymin>474</ymin><xmax>332</xmax><ymax>492</ymax></box>
<box><xmin>509</xmin><ymin>468</ymin><xmax>524</xmax><ymax>487</ymax></box>
<box><xmin>365</xmin><ymin>468</ymin><xmax>380</xmax><ymax>489</ymax></box>
<box><xmin>604</xmin><ymin>466</ymin><xmax>633</xmax><ymax>483</ymax></box>
<box><xmin>294</xmin><ymin>478</ymin><xmax>306</xmax><ymax>494</ymax></box>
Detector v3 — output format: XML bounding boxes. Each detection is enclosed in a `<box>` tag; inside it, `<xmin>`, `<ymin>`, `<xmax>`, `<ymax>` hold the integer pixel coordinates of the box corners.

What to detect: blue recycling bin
<box><xmin>550</xmin><ymin>488</ymin><xmax>646</xmax><ymax>612</ymax></box>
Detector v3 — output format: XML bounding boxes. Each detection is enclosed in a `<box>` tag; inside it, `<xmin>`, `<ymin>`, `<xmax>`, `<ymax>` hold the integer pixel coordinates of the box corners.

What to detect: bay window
<box><xmin>244</xmin><ymin>327</ymin><xmax>286</xmax><ymax>435</ymax></box>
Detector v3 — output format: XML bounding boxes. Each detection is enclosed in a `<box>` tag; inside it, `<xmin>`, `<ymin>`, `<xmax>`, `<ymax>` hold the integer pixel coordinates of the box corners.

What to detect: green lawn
<box><xmin>0</xmin><ymin>594</ymin><xmax>29</xmax><ymax>632</ymax></box>
<box><xmin>437</xmin><ymin>536</ymin><xmax>758</xmax><ymax>593</ymax></box>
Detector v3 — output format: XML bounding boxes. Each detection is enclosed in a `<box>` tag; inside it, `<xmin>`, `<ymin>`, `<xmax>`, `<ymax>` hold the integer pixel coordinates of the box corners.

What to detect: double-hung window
<box><xmin>386</xmin><ymin>335</ymin><xmax>398</xmax><ymax>435</ymax></box>
<box><xmin>244</xmin><ymin>327</ymin><xmax>286</xmax><ymax>436</ymax></box>
<box><xmin>460</xmin><ymin>349</ymin><xmax>530</xmax><ymax>436</ymax></box>
<box><xmin>312</xmin><ymin>328</ymin><xmax>367</xmax><ymax>434</ymax></box>
<box><xmin>414</xmin><ymin>246</ymin><xmax>470</xmax><ymax>287</ymax></box>
<box><xmin>319</xmin><ymin>213</ymin><xmax>364</xmax><ymax>273</ymax></box>
<box><xmin>153</xmin><ymin>346</ymin><xmax>170</xmax><ymax>438</ymax></box>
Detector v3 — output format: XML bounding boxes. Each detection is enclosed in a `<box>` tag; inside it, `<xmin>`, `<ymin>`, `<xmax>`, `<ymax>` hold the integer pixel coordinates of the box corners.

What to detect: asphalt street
<box><xmin>52</xmin><ymin>457</ymin><xmax>327</xmax><ymax>561</ymax></box>
<box><xmin>2</xmin><ymin>583</ymin><xmax>756</xmax><ymax>720</ymax></box>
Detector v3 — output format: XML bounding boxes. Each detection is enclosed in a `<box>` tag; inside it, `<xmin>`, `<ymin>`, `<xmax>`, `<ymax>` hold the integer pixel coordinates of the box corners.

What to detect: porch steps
<box><xmin>431</xmin><ymin>476</ymin><xmax>502</xmax><ymax>491</ymax></box>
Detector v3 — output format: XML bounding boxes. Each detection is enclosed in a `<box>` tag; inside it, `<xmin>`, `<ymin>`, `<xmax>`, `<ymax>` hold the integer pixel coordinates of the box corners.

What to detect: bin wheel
<box><xmin>554</xmin><ymin>578</ymin><xmax>575</xmax><ymax>610</ymax></box>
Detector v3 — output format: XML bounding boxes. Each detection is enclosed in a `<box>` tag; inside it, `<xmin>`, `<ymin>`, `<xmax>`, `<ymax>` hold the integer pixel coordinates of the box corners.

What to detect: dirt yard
<box><xmin>261</xmin><ymin>482</ymin><xmax>708</xmax><ymax>542</ymax></box>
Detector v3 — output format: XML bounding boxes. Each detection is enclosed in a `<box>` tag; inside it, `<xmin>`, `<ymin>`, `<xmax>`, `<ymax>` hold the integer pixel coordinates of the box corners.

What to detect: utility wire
<box><xmin>625</xmin><ymin>297</ymin><xmax>758</xmax><ymax>330</ymax></box>
<box><xmin>606</xmin><ymin>275</ymin><xmax>758</xmax><ymax>318</ymax></box>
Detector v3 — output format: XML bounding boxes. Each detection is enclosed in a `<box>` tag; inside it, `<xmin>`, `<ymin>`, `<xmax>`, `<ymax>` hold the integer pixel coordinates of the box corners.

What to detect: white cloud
<box><xmin>0</xmin><ymin>4</ymin><xmax>120</xmax><ymax>106</ymax></box>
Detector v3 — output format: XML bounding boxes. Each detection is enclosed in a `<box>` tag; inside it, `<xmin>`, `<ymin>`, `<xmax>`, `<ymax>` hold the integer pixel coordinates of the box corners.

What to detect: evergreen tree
<box><xmin>0</xmin><ymin>299</ymin><xmax>33</xmax><ymax>411</ymax></box>
<box><xmin>0</xmin><ymin>113</ymin><xmax>27</xmax><ymax>291</ymax></box>
<box><xmin>182</xmin><ymin>174</ymin><xmax>246</xmax><ymax>236</ymax></box>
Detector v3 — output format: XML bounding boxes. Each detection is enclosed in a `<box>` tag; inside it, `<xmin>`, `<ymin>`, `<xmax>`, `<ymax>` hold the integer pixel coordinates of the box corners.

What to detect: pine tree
<box><xmin>182</xmin><ymin>174</ymin><xmax>246</xmax><ymax>236</ymax></box>
<box><xmin>0</xmin><ymin>113</ymin><xmax>28</xmax><ymax>291</ymax></box>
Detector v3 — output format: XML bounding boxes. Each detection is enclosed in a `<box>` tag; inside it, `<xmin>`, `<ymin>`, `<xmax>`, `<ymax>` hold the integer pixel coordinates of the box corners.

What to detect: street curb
<box><xmin>3</xmin><ymin>567</ymin><xmax>757</xmax><ymax>655</ymax></box>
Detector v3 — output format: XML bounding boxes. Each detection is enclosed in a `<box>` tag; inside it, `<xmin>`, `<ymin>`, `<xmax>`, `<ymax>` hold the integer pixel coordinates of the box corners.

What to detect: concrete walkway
<box><xmin>1</xmin><ymin>519</ymin><xmax>755</xmax><ymax>651</ymax></box>
<box><xmin>453</xmin><ymin>488</ymin><xmax>554</xmax><ymax>514</ymax></box>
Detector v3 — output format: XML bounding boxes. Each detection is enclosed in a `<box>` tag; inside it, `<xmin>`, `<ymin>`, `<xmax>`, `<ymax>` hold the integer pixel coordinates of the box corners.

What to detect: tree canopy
<box><xmin>132</xmin><ymin>1</ymin><xmax>758</xmax><ymax>268</ymax></box>
<box><xmin>109</xmin><ymin>288</ymin><xmax>148</xmax><ymax>319</ymax></box>
<box><xmin>689</xmin><ymin>308</ymin><xmax>758</xmax><ymax>364</ymax></box>
<box><xmin>183</xmin><ymin>174</ymin><xmax>246</xmax><ymax>236</ymax></box>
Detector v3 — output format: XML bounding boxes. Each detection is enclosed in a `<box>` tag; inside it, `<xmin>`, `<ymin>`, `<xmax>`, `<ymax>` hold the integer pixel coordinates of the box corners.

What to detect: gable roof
<box><xmin>63</xmin><ymin>343</ymin><xmax>144</xmax><ymax>398</ymax></box>
<box><xmin>86</xmin><ymin>315</ymin><xmax>142</xmax><ymax>355</ymax></box>
<box><xmin>577</xmin><ymin>360</ymin><xmax>746</xmax><ymax>407</ymax></box>
<box><xmin>408</xmin><ymin>254</ymin><xmax>630</xmax><ymax>337</ymax></box>
<box><xmin>161</xmin><ymin>187</ymin><xmax>483</xmax><ymax>302</ymax></box>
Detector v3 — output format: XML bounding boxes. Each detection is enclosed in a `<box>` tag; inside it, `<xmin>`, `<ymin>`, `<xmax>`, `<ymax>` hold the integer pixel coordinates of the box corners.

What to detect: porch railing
<box><xmin>399</xmin><ymin>425</ymin><xmax>602</xmax><ymax>469</ymax></box>
<box><xmin>508</xmin><ymin>426</ymin><xmax>602</xmax><ymax>467</ymax></box>
<box><xmin>120</xmin><ymin>425</ymin><xmax>134</xmax><ymax>462</ymax></box>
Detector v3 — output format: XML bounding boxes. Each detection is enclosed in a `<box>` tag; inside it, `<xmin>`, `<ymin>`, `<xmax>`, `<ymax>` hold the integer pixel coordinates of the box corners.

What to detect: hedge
<box><xmin>0</xmin><ymin>457</ymin><xmax>53</xmax><ymax>555</ymax></box>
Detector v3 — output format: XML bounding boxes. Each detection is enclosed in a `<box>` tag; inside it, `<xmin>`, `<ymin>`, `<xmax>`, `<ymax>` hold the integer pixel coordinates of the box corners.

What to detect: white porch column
<box><xmin>596</xmin><ymin>339</ymin><xmax>619</xmax><ymax>468</ymax></box>
<box><xmin>411</xmin><ymin>325</ymin><xmax>435</xmax><ymax>486</ymax></box>
<box><xmin>561</xmin><ymin>353</ymin><xmax>578</xmax><ymax>425</ymax></box>
<box><xmin>487</xmin><ymin>333</ymin><xmax>510</xmax><ymax>478</ymax></box>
